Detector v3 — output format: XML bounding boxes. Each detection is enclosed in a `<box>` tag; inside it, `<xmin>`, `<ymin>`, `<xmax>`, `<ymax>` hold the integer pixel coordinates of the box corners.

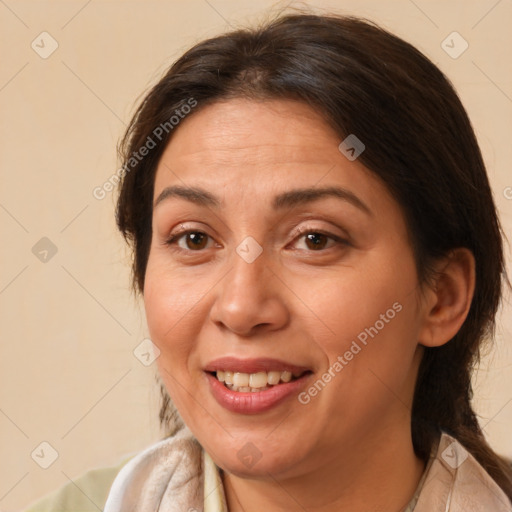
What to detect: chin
<box><xmin>217</xmin><ymin>454</ymin><xmax>296</xmax><ymax>479</ymax></box>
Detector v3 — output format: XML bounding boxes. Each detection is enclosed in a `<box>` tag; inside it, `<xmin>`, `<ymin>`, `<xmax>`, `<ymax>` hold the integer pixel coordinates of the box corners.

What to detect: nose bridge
<box><xmin>226</xmin><ymin>236</ymin><xmax>270</xmax><ymax>305</ymax></box>
<box><xmin>210</xmin><ymin>237</ymin><xmax>287</xmax><ymax>335</ymax></box>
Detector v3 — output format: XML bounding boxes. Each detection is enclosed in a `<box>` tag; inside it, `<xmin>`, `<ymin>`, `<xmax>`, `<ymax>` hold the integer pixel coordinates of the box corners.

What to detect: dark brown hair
<box><xmin>115</xmin><ymin>12</ymin><xmax>512</xmax><ymax>499</ymax></box>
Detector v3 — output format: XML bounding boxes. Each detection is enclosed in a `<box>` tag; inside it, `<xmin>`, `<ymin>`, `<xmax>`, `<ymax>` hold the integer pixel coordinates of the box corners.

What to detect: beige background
<box><xmin>0</xmin><ymin>0</ymin><xmax>511</xmax><ymax>510</ymax></box>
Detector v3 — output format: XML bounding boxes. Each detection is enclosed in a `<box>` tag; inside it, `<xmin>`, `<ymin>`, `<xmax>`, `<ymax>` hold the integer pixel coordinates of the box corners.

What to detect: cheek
<box><xmin>302</xmin><ymin>250</ymin><xmax>418</xmax><ymax>346</ymax></box>
<box><xmin>143</xmin><ymin>255</ymin><xmax>206</xmax><ymax>373</ymax></box>
<box><xmin>302</xmin><ymin>248</ymin><xmax>421</xmax><ymax>400</ymax></box>
<box><xmin>144</xmin><ymin>262</ymin><xmax>207</xmax><ymax>417</ymax></box>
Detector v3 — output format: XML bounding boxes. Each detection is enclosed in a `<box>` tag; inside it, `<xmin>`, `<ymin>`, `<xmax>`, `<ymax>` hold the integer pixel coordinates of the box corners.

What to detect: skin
<box><xmin>143</xmin><ymin>98</ymin><xmax>475</xmax><ymax>512</ymax></box>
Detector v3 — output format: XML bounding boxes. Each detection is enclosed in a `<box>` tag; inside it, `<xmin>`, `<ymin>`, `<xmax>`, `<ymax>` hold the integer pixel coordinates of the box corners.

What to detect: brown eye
<box><xmin>165</xmin><ymin>230</ymin><xmax>213</xmax><ymax>251</ymax></box>
<box><xmin>184</xmin><ymin>232</ymin><xmax>209</xmax><ymax>250</ymax></box>
<box><xmin>303</xmin><ymin>233</ymin><xmax>330</xmax><ymax>250</ymax></box>
<box><xmin>293</xmin><ymin>230</ymin><xmax>347</xmax><ymax>252</ymax></box>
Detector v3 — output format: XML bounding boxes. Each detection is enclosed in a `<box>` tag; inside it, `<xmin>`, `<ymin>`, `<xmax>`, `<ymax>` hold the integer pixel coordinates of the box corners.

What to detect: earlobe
<box><xmin>418</xmin><ymin>248</ymin><xmax>476</xmax><ymax>348</ymax></box>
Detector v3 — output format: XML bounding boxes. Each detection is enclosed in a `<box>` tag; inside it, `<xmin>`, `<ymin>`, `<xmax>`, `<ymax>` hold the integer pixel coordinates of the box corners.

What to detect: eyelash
<box><xmin>163</xmin><ymin>228</ymin><xmax>349</xmax><ymax>253</ymax></box>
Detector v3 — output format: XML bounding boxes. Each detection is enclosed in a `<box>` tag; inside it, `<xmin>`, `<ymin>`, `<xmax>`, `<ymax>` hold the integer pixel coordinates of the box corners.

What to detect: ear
<box><xmin>418</xmin><ymin>248</ymin><xmax>476</xmax><ymax>348</ymax></box>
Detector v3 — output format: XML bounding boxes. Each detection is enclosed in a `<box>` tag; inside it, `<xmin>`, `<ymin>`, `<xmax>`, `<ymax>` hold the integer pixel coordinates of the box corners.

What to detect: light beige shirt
<box><xmin>24</xmin><ymin>427</ymin><xmax>511</xmax><ymax>512</ymax></box>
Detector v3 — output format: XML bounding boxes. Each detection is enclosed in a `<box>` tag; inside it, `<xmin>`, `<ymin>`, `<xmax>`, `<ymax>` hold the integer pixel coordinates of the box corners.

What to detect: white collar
<box><xmin>103</xmin><ymin>428</ymin><xmax>510</xmax><ymax>511</ymax></box>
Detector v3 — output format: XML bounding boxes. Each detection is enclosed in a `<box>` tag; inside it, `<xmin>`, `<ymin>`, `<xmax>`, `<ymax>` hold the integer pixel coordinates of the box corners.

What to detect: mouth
<box><xmin>207</xmin><ymin>369</ymin><xmax>308</xmax><ymax>392</ymax></box>
<box><xmin>203</xmin><ymin>357</ymin><xmax>313</xmax><ymax>414</ymax></box>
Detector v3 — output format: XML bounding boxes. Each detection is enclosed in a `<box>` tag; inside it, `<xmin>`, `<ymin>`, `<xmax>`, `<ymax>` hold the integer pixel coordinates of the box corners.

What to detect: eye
<box><xmin>164</xmin><ymin>230</ymin><xmax>215</xmax><ymax>251</ymax></box>
<box><xmin>291</xmin><ymin>229</ymin><xmax>348</xmax><ymax>251</ymax></box>
<box><xmin>163</xmin><ymin>228</ymin><xmax>349</xmax><ymax>253</ymax></box>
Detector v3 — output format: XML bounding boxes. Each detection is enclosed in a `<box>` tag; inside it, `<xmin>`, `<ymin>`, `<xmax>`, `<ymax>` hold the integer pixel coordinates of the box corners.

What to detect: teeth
<box><xmin>233</xmin><ymin>372</ymin><xmax>249</xmax><ymax>387</ymax></box>
<box><xmin>267</xmin><ymin>371</ymin><xmax>281</xmax><ymax>385</ymax></box>
<box><xmin>226</xmin><ymin>383</ymin><xmax>270</xmax><ymax>392</ymax></box>
<box><xmin>281</xmin><ymin>371</ymin><xmax>292</xmax><ymax>383</ymax></box>
<box><xmin>214</xmin><ymin>369</ymin><xmax>303</xmax><ymax>392</ymax></box>
<box><xmin>249</xmin><ymin>372</ymin><xmax>268</xmax><ymax>388</ymax></box>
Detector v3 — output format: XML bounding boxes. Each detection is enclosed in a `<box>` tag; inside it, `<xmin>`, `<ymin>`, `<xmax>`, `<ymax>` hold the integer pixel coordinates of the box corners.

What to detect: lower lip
<box><xmin>205</xmin><ymin>372</ymin><xmax>312</xmax><ymax>414</ymax></box>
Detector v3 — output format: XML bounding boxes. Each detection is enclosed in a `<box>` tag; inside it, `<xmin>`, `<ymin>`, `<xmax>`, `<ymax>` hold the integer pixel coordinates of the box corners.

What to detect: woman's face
<box><xmin>144</xmin><ymin>98</ymin><xmax>428</xmax><ymax>478</ymax></box>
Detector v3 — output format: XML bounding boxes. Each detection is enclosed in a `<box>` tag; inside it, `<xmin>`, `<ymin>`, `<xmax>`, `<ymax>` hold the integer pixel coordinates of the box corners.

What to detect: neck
<box><xmin>221</xmin><ymin>423</ymin><xmax>426</xmax><ymax>512</ymax></box>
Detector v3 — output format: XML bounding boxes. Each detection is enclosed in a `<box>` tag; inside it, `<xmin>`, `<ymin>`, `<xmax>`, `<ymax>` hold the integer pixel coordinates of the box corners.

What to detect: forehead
<box><xmin>160</xmin><ymin>98</ymin><xmax>339</xmax><ymax>160</ymax></box>
<box><xmin>150</xmin><ymin>98</ymin><xmax>411</xmax><ymax>249</ymax></box>
<box><xmin>153</xmin><ymin>98</ymin><xmax>381</xmax><ymax>200</ymax></box>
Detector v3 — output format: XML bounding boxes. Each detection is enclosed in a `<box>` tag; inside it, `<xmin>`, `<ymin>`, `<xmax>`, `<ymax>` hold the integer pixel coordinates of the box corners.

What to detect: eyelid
<box><xmin>290</xmin><ymin>223</ymin><xmax>350</xmax><ymax>243</ymax></box>
<box><xmin>163</xmin><ymin>224</ymin><xmax>350</xmax><ymax>253</ymax></box>
<box><xmin>164</xmin><ymin>228</ymin><xmax>216</xmax><ymax>250</ymax></box>
<box><xmin>289</xmin><ymin>228</ymin><xmax>350</xmax><ymax>251</ymax></box>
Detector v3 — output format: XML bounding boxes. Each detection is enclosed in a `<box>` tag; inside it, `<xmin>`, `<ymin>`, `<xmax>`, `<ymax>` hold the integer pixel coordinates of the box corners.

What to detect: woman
<box><xmin>26</xmin><ymin>11</ymin><xmax>512</xmax><ymax>512</ymax></box>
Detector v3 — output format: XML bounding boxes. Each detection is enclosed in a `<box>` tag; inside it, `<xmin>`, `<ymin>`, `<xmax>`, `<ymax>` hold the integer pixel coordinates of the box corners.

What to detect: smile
<box><xmin>204</xmin><ymin>357</ymin><xmax>313</xmax><ymax>414</ymax></box>
<box><xmin>213</xmin><ymin>370</ymin><xmax>305</xmax><ymax>392</ymax></box>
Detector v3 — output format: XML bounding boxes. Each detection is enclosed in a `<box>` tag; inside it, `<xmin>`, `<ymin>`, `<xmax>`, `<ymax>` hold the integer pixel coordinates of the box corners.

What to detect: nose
<box><xmin>209</xmin><ymin>246</ymin><xmax>289</xmax><ymax>337</ymax></box>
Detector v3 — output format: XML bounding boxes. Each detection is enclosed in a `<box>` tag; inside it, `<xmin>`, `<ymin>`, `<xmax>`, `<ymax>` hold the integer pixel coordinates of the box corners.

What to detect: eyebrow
<box><xmin>153</xmin><ymin>185</ymin><xmax>372</xmax><ymax>215</ymax></box>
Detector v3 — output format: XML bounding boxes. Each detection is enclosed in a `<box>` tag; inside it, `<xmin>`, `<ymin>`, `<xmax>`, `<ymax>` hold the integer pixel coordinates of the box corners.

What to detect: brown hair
<box><xmin>115</xmin><ymin>12</ymin><xmax>512</xmax><ymax>499</ymax></box>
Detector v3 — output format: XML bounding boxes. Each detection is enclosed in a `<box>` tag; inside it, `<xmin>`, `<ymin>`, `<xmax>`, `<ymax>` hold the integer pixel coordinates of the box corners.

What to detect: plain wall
<box><xmin>0</xmin><ymin>0</ymin><xmax>511</xmax><ymax>510</ymax></box>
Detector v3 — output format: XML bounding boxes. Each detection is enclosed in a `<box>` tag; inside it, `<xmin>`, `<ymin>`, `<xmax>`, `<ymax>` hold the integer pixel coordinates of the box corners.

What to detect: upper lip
<box><xmin>204</xmin><ymin>357</ymin><xmax>311</xmax><ymax>375</ymax></box>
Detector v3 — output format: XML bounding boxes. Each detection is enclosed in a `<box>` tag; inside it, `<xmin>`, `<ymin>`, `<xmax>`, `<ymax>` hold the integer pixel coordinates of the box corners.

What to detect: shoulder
<box><xmin>23</xmin><ymin>453</ymin><xmax>135</xmax><ymax>512</ymax></box>
<box><xmin>447</xmin><ymin>433</ymin><xmax>512</xmax><ymax>512</ymax></box>
<box><xmin>415</xmin><ymin>432</ymin><xmax>512</xmax><ymax>512</ymax></box>
<box><xmin>103</xmin><ymin>427</ymin><xmax>203</xmax><ymax>511</ymax></box>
